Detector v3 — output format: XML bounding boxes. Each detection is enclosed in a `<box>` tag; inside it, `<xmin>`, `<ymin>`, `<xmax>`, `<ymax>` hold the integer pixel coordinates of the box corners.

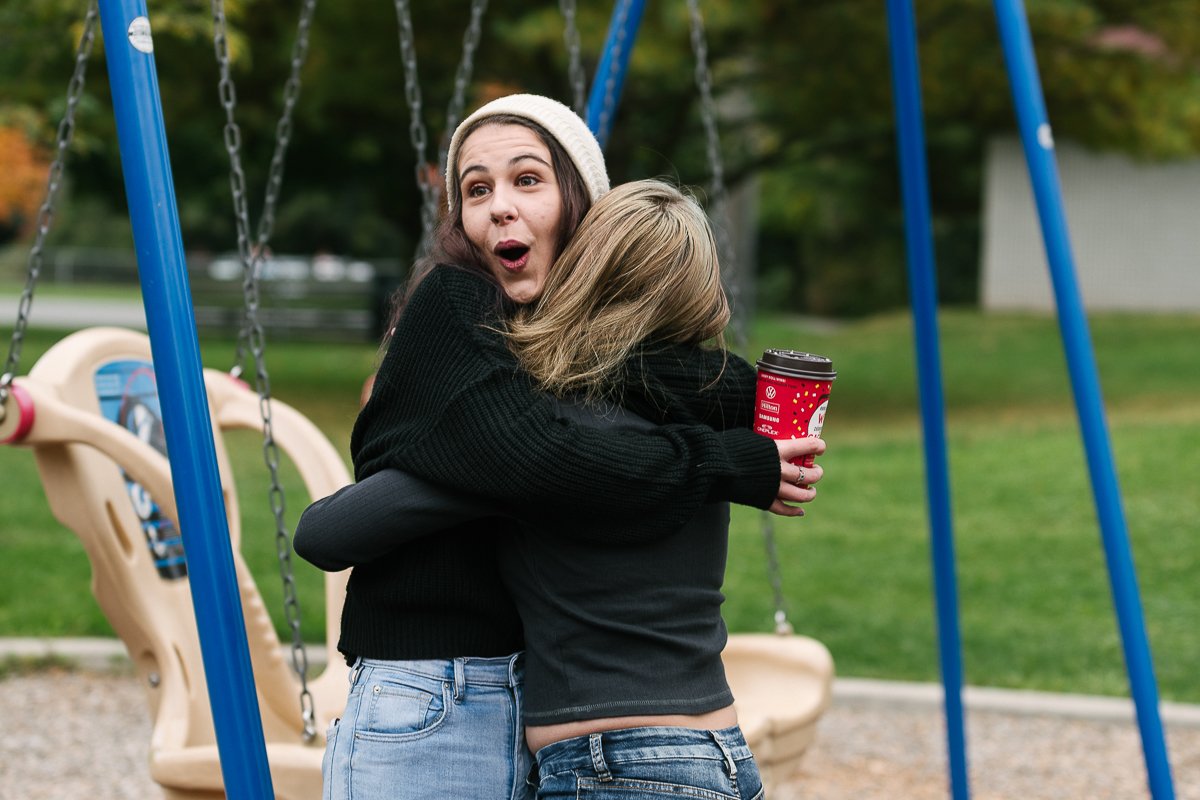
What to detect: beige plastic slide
<box><xmin>1</xmin><ymin>327</ymin><xmax>350</xmax><ymax>799</ymax></box>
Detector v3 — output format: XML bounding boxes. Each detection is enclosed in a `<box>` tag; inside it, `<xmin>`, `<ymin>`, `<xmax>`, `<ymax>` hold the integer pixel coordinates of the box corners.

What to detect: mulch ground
<box><xmin>2</xmin><ymin>669</ymin><xmax>1197</xmax><ymax>799</ymax></box>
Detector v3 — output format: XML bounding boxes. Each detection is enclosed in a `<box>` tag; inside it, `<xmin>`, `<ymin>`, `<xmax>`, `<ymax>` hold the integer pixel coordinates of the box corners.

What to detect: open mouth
<box><xmin>494</xmin><ymin>241</ymin><xmax>531</xmax><ymax>270</ymax></box>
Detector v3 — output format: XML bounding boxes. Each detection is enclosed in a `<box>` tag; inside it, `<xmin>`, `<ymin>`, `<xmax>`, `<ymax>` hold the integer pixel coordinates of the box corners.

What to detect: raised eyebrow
<box><xmin>510</xmin><ymin>153</ymin><xmax>553</xmax><ymax>170</ymax></box>
<box><xmin>459</xmin><ymin>164</ymin><xmax>489</xmax><ymax>185</ymax></box>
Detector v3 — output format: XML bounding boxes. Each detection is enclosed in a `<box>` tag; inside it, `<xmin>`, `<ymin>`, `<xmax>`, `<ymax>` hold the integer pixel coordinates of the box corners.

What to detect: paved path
<box><xmin>2</xmin><ymin>639</ymin><xmax>1198</xmax><ymax>799</ymax></box>
<box><xmin>0</xmin><ymin>296</ymin><xmax>146</xmax><ymax>330</ymax></box>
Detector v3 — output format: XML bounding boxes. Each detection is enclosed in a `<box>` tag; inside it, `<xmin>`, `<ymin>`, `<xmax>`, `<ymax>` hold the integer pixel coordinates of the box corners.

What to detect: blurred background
<box><xmin>2</xmin><ymin>0</ymin><xmax>1199</xmax><ymax>707</ymax></box>
<box><xmin>6</xmin><ymin>0</ymin><xmax>1200</xmax><ymax>327</ymax></box>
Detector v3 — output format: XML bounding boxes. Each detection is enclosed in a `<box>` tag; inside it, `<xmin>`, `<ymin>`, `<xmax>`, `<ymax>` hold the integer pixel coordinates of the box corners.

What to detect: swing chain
<box><xmin>686</xmin><ymin>0</ymin><xmax>744</xmax><ymax>346</ymax></box>
<box><xmin>759</xmin><ymin>511</ymin><xmax>795</xmax><ymax>635</ymax></box>
<box><xmin>439</xmin><ymin>0</ymin><xmax>490</xmax><ymax>177</ymax></box>
<box><xmin>684</xmin><ymin>1</ymin><xmax>788</xmax><ymax>632</ymax></box>
<box><xmin>596</xmin><ymin>0</ymin><xmax>632</xmax><ymax>149</ymax></box>
<box><xmin>211</xmin><ymin>0</ymin><xmax>319</xmax><ymax>743</ymax></box>
<box><xmin>395</xmin><ymin>0</ymin><xmax>490</xmax><ymax>258</ymax></box>
<box><xmin>0</xmin><ymin>0</ymin><xmax>99</xmax><ymax>419</ymax></box>
<box><xmin>212</xmin><ymin>0</ymin><xmax>317</xmax><ymax>376</ymax></box>
<box><xmin>686</xmin><ymin>0</ymin><xmax>725</xmax><ymax>201</ymax></box>
<box><xmin>558</xmin><ymin>0</ymin><xmax>587</xmax><ymax>115</ymax></box>
<box><xmin>394</xmin><ymin>0</ymin><xmax>440</xmax><ymax>255</ymax></box>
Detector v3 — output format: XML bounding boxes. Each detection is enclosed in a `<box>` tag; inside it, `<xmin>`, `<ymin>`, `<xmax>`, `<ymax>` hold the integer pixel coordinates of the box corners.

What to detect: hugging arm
<box><xmin>293</xmin><ymin>469</ymin><xmax>497</xmax><ymax>571</ymax></box>
<box><xmin>352</xmin><ymin>269</ymin><xmax>785</xmax><ymax>540</ymax></box>
<box><xmin>627</xmin><ymin>345</ymin><xmax>759</xmax><ymax>430</ymax></box>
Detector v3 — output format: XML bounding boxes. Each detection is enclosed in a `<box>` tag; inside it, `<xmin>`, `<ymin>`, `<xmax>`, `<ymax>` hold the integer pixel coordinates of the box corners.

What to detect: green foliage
<box><xmin>738</xmin><ymin>0</ymin><xmax>1200</xmax><ymax>314</ymax></box>
<box><xmin>5</xmin><ymin>1</ymin><xmax>1200</xmax><ymax>313</ymax></box>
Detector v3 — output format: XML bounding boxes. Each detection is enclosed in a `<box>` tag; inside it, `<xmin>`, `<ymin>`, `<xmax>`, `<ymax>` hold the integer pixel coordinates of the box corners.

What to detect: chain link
<box><xmin>395</xmin><ymin>0</ymin><xmax>489</xmax><ymax>259</ymax></box>
<box><xmin>759</xmin><ymin>512</ymin><xmax>795</xmax><ymax>635</ymax></box>
<box><xmin>211</xmin><ymin>0</ymin><xmax>318</xmax><ymax>743</ymax></box>
<box><xmin>213</xmin><ymin>0</ymin><xmax>317</xmax><ymax>375</ymax></box>
<box><xmin>558</xmin><ymin>0</ymin><xmax>587</xmax><ymax>115</ymax></box>
<box><xmin>685</xmin><ymin>1</ymin><xmax>789</xmax><ymax>632</ymax></box>
<box><xmin>0</xmin><ymin>1</ymin><xmax>98</xmax><ymax>420</ymax></box>
<box><xmin>438</xmin><ymin>0</ymin><xmax>489</xmax><ymax>177</ymax></box>
<box><xmin>393</xmin><ymin>0</ymin><xmax>439</xmax><ymax>256</ymax></box>
<box><xmin>686</xmin><ymin>0</ymin><xmax>743</xmax><ymax>343</ymax></box>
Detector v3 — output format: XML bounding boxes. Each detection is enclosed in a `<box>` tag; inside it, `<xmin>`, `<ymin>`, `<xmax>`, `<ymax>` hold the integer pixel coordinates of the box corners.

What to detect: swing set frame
<box><xmin>0</xmin><ymin>1</ymin><xmax>1180</xmax><ymax>799</ymax></box>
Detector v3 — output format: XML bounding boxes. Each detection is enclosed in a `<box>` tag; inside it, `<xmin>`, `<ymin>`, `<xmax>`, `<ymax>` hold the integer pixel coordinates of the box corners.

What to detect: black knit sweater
<box><xmin>339</xmin><ymin>265</ymin><xmax>779</xmax><ymax>660</ymax></box>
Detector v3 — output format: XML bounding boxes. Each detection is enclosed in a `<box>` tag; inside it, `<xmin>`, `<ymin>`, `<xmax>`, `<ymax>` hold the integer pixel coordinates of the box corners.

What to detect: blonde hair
<box><xmin>504</xmin><ymin>179</ymin><xmax>730</xmax><ymax>402</ymax></box>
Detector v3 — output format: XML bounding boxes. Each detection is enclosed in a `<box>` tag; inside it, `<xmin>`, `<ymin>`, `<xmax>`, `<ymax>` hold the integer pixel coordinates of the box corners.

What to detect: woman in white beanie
<box><xmin>302</xmin><ymin>95</ymin><xmax>819</xmax><ymax>800</ymax></box>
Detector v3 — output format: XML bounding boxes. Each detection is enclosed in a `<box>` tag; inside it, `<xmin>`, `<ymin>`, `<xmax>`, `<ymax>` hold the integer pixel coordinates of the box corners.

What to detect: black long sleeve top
<box><xmin>335</xmin><ymin>265</ymin><xmax>779</xmax><ymax>660</ymax></box>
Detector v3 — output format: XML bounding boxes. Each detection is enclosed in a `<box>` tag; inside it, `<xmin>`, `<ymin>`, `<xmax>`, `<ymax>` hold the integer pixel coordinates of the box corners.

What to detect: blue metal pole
<box><xmin>586</xmin><ymin>0</ymin><xmax>647</xmax><ymax>148</ymax></box>
<box><xmin>883</xmin><ymin>2</ymin><xmax>969</xmax><ymax>798</ymax></box>
<box><xmin>991</xmin><ymin>2</ymin><xmax>1175</xmax><ymax>798</ymax></box>
<box><xmin>96</xmin><ymin>2</ymin><xmax>274</xmax><ymax>797</ymax></box>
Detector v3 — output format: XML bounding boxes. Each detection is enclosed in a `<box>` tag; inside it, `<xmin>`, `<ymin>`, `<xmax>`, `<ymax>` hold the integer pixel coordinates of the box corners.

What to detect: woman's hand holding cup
<box><xmin>753</xmin><ymin>348</ymin><xmax>835</xmax><ymax>517</ymax></box>
<box><xmin>769</xmin><ymin>437</ymin><xmax>826</xmax><ymax>517</ymax></box>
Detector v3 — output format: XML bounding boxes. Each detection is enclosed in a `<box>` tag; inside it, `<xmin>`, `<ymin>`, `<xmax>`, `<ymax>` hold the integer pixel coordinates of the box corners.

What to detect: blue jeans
<box><xmin>323</xmin><ymin>654</ymin><xmax>534</xmax><ymax>800</ymax></box>
<box><xmin>532</xmin><ymin>725</ymin><xmax>764</xmax><ymax>799</ymax></box>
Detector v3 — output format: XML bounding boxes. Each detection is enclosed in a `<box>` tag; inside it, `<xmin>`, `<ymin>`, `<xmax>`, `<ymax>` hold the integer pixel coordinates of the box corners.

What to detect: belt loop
<box><xmin>453</xmin><ymin>657</ymin><xmax>466</xmax><ymax>703</ymax></box>
<box><xmin>588</xmin><ymin>733</ymin><xmax>612</xmax><ymax>782</ymax></box>
<box><xmin>349</xmin><ymin>657</ymin><xmax>364</xmax><ymax>687</ymax></box>
<box><xmin>710</xmin><ymin>731</ymin><xmax>738</xmax><ymax>780</ymax></box>
<box><xmin>507</xmin><ymin>652</ymin><xmax>521</xmax><ymax>688</ymax></box>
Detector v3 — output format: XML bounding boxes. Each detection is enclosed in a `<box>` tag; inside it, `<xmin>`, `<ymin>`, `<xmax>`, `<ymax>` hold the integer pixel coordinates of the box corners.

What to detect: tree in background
<box><xmin>0</xmin><ymin>124</ymin><xmax>50</xmax><ymax>245</ymax></box>
<box><xmin>734</xmin><ymin>0</ymin><xmax>1200</xmax><ymax>314</ymax></box>
<box><xmin>4</xmin><ymin>0</ymin><xmax>1200</xmax><ymax>315</ymax></box>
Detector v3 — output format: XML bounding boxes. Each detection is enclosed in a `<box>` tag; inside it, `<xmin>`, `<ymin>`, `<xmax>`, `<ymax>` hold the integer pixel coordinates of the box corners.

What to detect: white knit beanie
<box><xmin>444</xmin><ymin>93</ymin><xmax>610</xmax><ymax>208</ymax></box>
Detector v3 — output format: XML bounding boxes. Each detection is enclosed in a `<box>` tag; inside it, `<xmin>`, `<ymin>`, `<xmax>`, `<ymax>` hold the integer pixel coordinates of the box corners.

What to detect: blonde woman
<box><xmin>300</xmin><ymin>178</ymin><xmax>825</xmax><ymax>799</ymax></box>
<box><xmin>500</xmin><ymin>179</ymin><xmax>793</xmax><ymax>799</ymax></box>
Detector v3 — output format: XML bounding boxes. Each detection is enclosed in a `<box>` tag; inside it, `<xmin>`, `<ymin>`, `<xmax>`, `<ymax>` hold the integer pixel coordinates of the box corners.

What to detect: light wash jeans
<box><xmin>532</xmin><ymin>725</ymin><xmax>764</xmax><ymax>800</ymax></box>
<box><xmin>323</xmin><ymin>654</ymin><xmax>534</xmax><ymax>800</ymax></box>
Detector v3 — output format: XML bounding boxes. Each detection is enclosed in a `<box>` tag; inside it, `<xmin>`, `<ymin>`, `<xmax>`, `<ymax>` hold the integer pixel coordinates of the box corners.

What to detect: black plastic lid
<box><xmin>756</xmin><ymin>349</ymin><xmax>837</xmax><ymax>380</ymax></box>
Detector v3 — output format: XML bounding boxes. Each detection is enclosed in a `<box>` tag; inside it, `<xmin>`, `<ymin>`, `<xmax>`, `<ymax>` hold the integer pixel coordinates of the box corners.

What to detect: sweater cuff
<box><xmin>706</xmin><ymin>428</ymin><xmax>781</xmax><ymax>509</ymax></box>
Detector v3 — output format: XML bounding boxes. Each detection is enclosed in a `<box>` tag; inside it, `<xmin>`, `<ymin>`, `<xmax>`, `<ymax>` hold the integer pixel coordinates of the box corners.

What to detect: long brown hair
<box><xmin>382</xmin><ymin>115</ymin><xmax>593</xmax><ymax>339</ymax></box>
<box><xmin>503</xmin><ymin>179</ymin><xmax>730</xmax><ymax>403</ymax></box>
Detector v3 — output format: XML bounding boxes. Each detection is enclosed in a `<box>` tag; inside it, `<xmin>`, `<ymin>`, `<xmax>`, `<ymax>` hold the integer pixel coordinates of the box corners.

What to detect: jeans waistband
<box><xmin>534</xmin><ymin>724</ymin><xmax>753</xmax><ymax>776</ymax></box>
<box><xmin>353</xmin><ymin>653</ymin><xmax>524</xmax><ymax>689</ymax></box>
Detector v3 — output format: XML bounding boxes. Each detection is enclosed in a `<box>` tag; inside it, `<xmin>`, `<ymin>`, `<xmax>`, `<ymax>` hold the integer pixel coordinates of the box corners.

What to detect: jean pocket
<box><xmin>357</xmin><ymin>674</ymin><xmax>450</xmax><ymax>741</ymax></box>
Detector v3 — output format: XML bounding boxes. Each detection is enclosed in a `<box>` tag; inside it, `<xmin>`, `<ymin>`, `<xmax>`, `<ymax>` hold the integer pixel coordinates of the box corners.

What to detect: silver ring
<box><xmin>794</xmin><ymin>466</ymin><xmax>806</xmax><ymax>486</ymax></box>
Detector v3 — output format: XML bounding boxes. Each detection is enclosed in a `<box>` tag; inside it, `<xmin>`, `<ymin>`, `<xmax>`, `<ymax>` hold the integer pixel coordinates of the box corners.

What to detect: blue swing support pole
<box><xmin>586</xmin><ymin>0</ymin><xmax>647</xmax><ymax>148</ymax></box>
<box><xmin>991</xmin><ymin>2</ymin><xmax>1176</xmax><ymax>797</ymax></box>
<box><xmin>882</xmin><ymin>2</ymin><xmax>970</xmax><ymax>798</ymax></box>
<box><xmin>96</xmin><ymin>2</ymin><xmax>274</xmax><ymax>797</ymax></box>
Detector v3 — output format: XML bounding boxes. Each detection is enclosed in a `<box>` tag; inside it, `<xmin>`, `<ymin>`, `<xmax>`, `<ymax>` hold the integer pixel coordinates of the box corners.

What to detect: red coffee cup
<box><xmin>754</xmin><ymin>349</ymin><xmax>837</xmax><ymax>468</ymax></box>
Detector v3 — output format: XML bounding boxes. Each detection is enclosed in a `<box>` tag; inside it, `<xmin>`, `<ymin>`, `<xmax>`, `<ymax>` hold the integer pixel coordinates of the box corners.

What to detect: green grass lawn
<box><xmin>1</xmin><ymin>310</ymin><xmax>1198</xmax><ymax>702</ymax></box>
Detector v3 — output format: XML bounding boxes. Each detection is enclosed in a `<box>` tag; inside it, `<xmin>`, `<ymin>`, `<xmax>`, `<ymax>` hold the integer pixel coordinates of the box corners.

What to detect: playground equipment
<box><xmin>0</xmin><ymin>321</ymin><xmax>825</xmax><ymax>796</ymax></box>
<box><xmin>885</xmin><ymin>1</ymin><xmax>1176</xmax><ymax>797</ymax></box>
<box><xmin>0</xmin><ymin>327</ymin><xmax>351</xmax><ymax>799</ymax></box>
<box><xmin>0</xmin><ymin>325</ymin><xmax>832</xmax><ymax>796</ymax></box>
<box><xmin>0</xmin><ymin>319</ymin><xmax>831</xmax><ymax>798</ymax></box>
<box><xmin>0</xmin><ymin>0</ymin><xmax>835</xmax><ymax>797</ymax></box>
<box><xmin>5</xmin><ymin>0</ymin><xmax>1178</xmax><ymax>797</ymax></box>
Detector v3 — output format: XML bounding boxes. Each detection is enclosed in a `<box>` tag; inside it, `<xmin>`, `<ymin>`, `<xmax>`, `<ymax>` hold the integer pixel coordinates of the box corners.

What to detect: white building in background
<box><xmin>980</xmin><ymin>136</ymin><xmax>1200</xmax><ymax>312</ymax></box>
